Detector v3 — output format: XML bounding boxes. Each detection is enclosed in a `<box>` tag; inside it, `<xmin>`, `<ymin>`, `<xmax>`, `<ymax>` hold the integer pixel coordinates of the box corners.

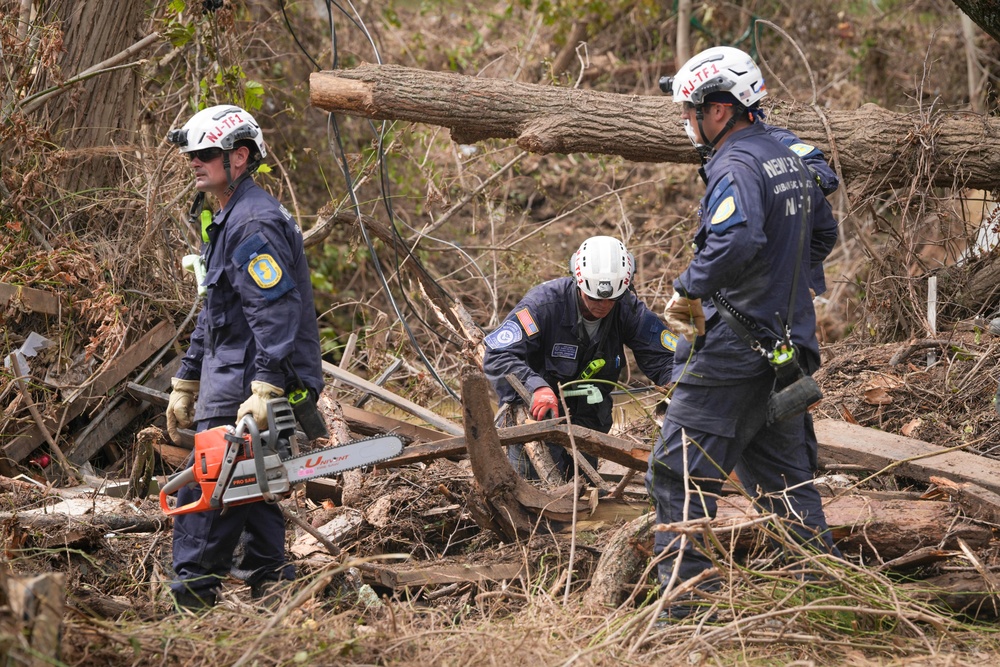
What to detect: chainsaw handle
<box><xmin>160</xmin><ymin>466</ymin><xmax>209</xmax><ymax>516</ymax></box>
<box><xmin>160</xmin><ymin>467</ymin><xmax>195</xmax><ymax>499</ymax></box>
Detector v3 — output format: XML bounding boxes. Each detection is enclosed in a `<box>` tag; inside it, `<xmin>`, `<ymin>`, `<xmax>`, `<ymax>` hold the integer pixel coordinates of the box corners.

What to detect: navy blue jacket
<box><xmin>764</xmin><ymin>124</ymin><xmax>839</xmax><ymax>295</ymax></box>
<box><xmin>763</xmin><ymin>124</ymin><xmax>839</xmax><ymax>196</ymax></box>
<box><xmin>673</xmin><ymin>122</ymin><xmax>839</xmax><ymax>385</ymax></box>
<box><xmin>483</xmin><ymin>277</ymin><xmax>675</xmax><ymax>432</ymax></box>
<box><xmin>177</xmin><ymin>178</ymin><xmax>323</xmax><ymax>420</ymax></box>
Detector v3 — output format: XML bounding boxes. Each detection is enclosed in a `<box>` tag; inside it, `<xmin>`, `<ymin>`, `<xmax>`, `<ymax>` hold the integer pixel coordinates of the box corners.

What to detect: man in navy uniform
<box><xmin>651</xmin><ymin>46</ymin><xmax>841</xmax><ymax>619</ymax></box>
<box><xmin>483</xmin><ymin>236</ymin><xmax>676</xmax><ymax>480</ymax></box>
<box><xmin>164</xmin><ymin>105</ymin><xmax>323</xmax><ymax>610</ymax></box>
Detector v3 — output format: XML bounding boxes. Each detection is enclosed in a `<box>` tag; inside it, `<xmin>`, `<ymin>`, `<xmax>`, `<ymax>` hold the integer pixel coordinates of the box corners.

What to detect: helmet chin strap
<box><xmin>694</xmin><ymin>105</ymin><xmax>743</xmax><ymax>160</ymax></box>
<box><xmin>221</xmin><ymin>150</ymin><xmax>255</xmax><ymax>200</ymax></box>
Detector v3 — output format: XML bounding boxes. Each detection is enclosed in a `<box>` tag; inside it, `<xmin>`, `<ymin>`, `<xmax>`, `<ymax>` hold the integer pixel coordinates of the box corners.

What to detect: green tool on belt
<box><xmin>579</xmin><ymin>358</ymin><xmax>605</xmax><ymax>381</ymax></box>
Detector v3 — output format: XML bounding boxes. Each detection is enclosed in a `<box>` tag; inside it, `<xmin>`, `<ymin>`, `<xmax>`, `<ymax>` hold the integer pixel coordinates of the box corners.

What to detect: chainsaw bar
<box><xmin>279</xmin><ymin>434</ymin><xmax>404</xmax><ymax>484</ymax></box>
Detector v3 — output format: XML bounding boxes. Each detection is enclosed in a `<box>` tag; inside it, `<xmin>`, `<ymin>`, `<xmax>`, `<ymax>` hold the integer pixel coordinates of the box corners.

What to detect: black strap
<box><xmin>712</xmin><ymin>294</ymin><xmax>765</xmax><ymax>357</ymax></box>
<box><xmin>712</xmin><ymin>146</ymin><xmax>815</xmax><ymax>356</ymax></box>
<box><xmin>783</xmin><ymin>149</ymin><xmax>813</xmax><ymax>339</ymax></box>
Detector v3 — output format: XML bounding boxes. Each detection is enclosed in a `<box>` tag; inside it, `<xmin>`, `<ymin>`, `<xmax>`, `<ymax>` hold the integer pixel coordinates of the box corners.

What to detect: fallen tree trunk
<box><xmin>583</xmin><ymin>494</ymin><xmax>991</xmax><ymax>608</ymax></box>
<box><xmin>310</xmin><ymin>63</ymin><xmax>1000</xmax><ymax>191</ymax></box>
<box><xmin>901</xmin><ymin>571</ymin><xmax>999</xmax><ymax>618</ymax></box>
<box><xmin>460</xmin><ymin>364</ymin><xmax>581</xmax><ymax>540</ymax></box>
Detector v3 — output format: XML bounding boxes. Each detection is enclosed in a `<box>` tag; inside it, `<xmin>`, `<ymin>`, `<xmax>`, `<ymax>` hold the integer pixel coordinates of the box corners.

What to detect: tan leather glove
<box><xmin>663</xmin><ymin>292</ymin><xmax>706</xmax><ymax>343</ymax></box>
<box><xmin>166</xmin><ymin>378</ymin><xmax>199</xmax><ymax>444</ymax></box>
<box><xmin>237</xmin><ymin>380</ymin><xmax>284</xmax><ymax>430</ymax></box>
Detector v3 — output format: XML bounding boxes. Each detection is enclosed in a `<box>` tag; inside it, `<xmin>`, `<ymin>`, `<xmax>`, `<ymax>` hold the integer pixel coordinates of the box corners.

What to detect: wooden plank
<box><xmin>815</xmin><ymin>419</ymin><xmax>1000</xmax><ymax>496</ymax></box>
<box><xmin>153</xmin><ymin>441</ymin><xmax>192</xmax><ymax>467</ymax></box>
<box><xmin>341</xmin><ymin>404</ymin><xmax>448</xmax><ymax>443</ymax></box>
<box><xmin>367</xmin><ymin>563</ymin><xmax>524</xmax><ymax>589</ymax></box>
<box><xmin>126</xmin><ymin>382</ymin><xmax>169</xmax><ymax>406</ymax></box>
<box><xmin>67</xmin><ymin>356</ymin><xmax>180</xmax><ymax>465</ymax></box>
<box><xmin>65</xmin><ymin>320</ymin><xmax>176</xmax><ymax>403</ymax></box>
<box><xmin>321</xmin><ymin>360</ymin><xmax>463</xmax><ymax>436</ymax></box>
<box><xmin>927</xmin><ymin>476</ymin><xmax>1000</xmax><ymax>525</ymax></box>
<box><xmin>6</xmin><ymin>573</ymin><xmax>65</xmax><ymax>664</ymax></box>
<box><xmin>2</xmin><ymin>321</ymin><xmax>176</xmax><ymax>464</ymax></box>
<box><xmin>0</xmin><ymin>281</ymin><xmax>65</xmax><ymax>316</ymax></box>
<box><xmin>378</xmin><ymin>420</ymin><xmax>650</xmax><ymax>471</ymax></box>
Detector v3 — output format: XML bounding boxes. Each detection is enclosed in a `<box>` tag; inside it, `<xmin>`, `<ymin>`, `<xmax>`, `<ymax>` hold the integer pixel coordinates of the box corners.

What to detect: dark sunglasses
<box><xmin>188</xmin><ymin>147</ymin><xmax>224</xmax><ymax>162</ymax></box>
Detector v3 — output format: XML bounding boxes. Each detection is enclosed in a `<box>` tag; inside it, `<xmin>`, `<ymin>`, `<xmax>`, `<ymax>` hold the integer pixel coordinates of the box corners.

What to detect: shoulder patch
<box><xmin>515</xmin><ymin>308</ymin><xmax>539</xmax><ymax>336</ymax></box>
<box><xmin>551</xmin><ymin>343</ymin><xmax>578</xmax><ymax>359</ymax></box>
<box><xmin>484</xmin><ymin>320</ymin><xmax>523</xmax><ymax>350</ymax></box>
<box><xmin>248</xmin><ymin>254</ymin><xmax>283</xmax><ymax>288</ymax></box>
<box><xmin>711</xmin><ymin>196</ymin><xmax>736</xmax><ymax>224</ymax></box>
<box><xmin>788</xmin><ymin>142</ymin><xmax>816</xmax><ymax>157</ymax></box>
<box><xmin>660</xmin><ymin>329</ymin><xmax>678</xmax><ymax>352</ymax></box>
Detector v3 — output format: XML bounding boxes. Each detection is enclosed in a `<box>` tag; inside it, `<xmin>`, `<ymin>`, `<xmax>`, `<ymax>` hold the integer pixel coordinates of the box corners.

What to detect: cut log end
<box><xmin>309</xmin><ymin>73</ymin><xmax>376</xmax><ymax>115</ymax></box>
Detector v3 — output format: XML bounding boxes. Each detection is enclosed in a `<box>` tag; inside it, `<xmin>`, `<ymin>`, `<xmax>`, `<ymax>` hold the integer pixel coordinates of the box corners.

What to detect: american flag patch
<box><xmin>515</xmin><ymin>308</ymin><xmax>539</xmax><ymax>336</ymax></box>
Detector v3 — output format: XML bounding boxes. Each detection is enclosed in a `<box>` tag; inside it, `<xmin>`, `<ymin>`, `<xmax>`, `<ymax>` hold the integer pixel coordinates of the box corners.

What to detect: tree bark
<box><xmin>309</xmin><ymin>63</ymin><xmax>1000</xmax><ymax>191</ymax></box>
<box><xmin>583</xmin><ymin>511</ymin><xmax>654</xmax><ymax>609</ymax></box>
<box><xmin>461</xmin><ymin>364</ymin><xmax>579</xmax><ymax>540</ymax></box>
<box><xmin>34</xmin><ymin>1</ymin><xmax>151</xmax><ymax>192</ymax></box>
<box><xmin>952</xmin><ymin>1</ymin><xmax>1000</xmax><ymax>45</ymax></box>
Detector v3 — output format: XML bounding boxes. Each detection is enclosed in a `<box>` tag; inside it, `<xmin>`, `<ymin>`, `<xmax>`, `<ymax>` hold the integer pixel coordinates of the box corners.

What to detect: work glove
<box><xmin>530</xmin><ymin>386</ymin><xmax>559</xmax><ymax>421</ymax></box>
<box><xmin>663</xmin><ymin>292</ymin><xmax>706</xmax><ymax>343</ymax></box>
<box><xmin>166</xmin><ymin>378</ymin><xmax>199</xmax><ymax>444</ymax></box>
<box><xmin>237</xmin><ymin>380</ymin><xmax>285</xmax><ymax>430</ymax></box>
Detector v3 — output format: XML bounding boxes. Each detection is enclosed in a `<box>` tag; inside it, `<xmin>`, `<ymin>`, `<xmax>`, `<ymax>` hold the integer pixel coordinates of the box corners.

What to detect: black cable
<box><xmin>318</xmin><ymin>1</ymin><xmax>462</xmax><ymax>399</ymax></box>
<box><xmin>278</xmin><ymin>0</ymin><xmax>321</xmax><ymax>70</ymax></box>
<box><xmin>278</xmin><ymin>0</ymin><xmax>468</xmax><ymax>395</ymax></box>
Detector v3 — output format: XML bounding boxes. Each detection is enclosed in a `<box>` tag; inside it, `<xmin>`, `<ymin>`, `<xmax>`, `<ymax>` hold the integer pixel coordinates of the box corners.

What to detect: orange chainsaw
<box><xmin>159</xmin><ymin>398</ymin><xmax>403</xmax><ymax>516</ymax></box>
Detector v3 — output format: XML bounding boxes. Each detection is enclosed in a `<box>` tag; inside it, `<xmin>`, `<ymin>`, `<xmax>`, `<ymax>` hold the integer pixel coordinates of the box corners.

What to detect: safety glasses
<box><xmin>188</xmin><ymin>147</ymin><xmax>223</xmax><ymax>163</ymax></box>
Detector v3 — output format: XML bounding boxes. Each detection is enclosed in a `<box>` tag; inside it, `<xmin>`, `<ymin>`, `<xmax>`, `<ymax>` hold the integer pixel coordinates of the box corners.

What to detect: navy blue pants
<box><xmin>645</xmin><ymin>374</ymin><xmax>836</xmax><ymax>590</ymax></box>
<box><xmin>170</xmin><ymin>416</ymin><xmax>294</xmax><ymax>599</ymax></box>
<box><xmin>508</xmin><ymin>441</ymin><xmax>599</xmax><ymax>481</ymax></box>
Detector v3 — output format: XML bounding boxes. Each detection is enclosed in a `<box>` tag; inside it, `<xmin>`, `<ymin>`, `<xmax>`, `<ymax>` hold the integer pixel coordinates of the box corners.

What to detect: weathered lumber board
<box><xmin>379</xmin><ymin>419</ymin><xmax>650</xmax><ymax>471</ymax></box>
<box><xmin>341</xmin><ymin>404</ymin><xmax>448</xmax><ymax>443</ymax></box>
<box><xmin>815</xmin><ymin>419</ymin><xmax>1000</xmax><ymax>496</ymax></box>
<box><xmin>2</xmin><ymin>320</ymin><xmax>176</xmax><ymax>465</ymax></box>
<box><xmin>366</xmin><ymin>563</ymin><xmax>524</xmax><ymax>589</ymax></box>
<box><xmin>0</xmin><ymin>281</ymin><xmax>65</xmax><ymax>316</ymax></box>
<box><xmin>929</xmin><ymin>476</ymin><xmax>1000</xmax><ymax>525</ymax></box>
<box><xmin>66</xmin><ymin>355</ymin><xmax>181</xmax><ymax>465</ymax></box>
<box><xmin>321</xmin><ymin>360</ymin><xmax>463</xmax><ymax>435</ymax></box>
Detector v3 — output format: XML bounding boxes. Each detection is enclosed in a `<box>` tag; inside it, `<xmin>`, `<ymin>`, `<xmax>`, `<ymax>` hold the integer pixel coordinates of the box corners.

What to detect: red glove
<box><xmin>530</xmin><ymin>387</ymin><xmax>559</xmax><ymax>421</ymax></box>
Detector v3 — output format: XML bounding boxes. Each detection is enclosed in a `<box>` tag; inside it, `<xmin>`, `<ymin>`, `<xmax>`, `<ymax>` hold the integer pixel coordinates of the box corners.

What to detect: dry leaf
<box><xmin>901</xmin><ymin>418</ymin><xmax>922</xmax><ymax>437</ymax></box>
<box><xmin>863</xmin><ymin>386</ymin><xmax>893</xmax><ymax>405</ymax></box>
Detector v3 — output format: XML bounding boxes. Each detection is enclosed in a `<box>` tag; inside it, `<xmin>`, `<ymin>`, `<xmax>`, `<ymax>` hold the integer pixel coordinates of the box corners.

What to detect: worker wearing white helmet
<box><xmin>649</xmin><ymin>47</ymin><xmax>841</xmax><ymax>622</ymax></box>
<box><xmin>483</xmin><ymin>236</ymin><xmax>677</xmax><ymax>480</ymax></box>
<box><xmin>163</xmin><ymin>104</ymin><xmax>322</xmax><ymax>611</ymax></box>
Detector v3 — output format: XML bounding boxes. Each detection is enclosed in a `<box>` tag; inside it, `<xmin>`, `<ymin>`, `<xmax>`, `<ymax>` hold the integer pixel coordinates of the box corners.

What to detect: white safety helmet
<box><xmin>167</xmin><ymin>104</ymin><xmax>267</xmax><ymax>161</ymax></box>
<box><xmin>570</xmin><ymin>236</ymin><xmax>634</xmax><ymax>300</ymax></box>
<box><xmin>667</xmin><ymin>46</ymin><xmax>766</xmax><ymax>108</ymax></box>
